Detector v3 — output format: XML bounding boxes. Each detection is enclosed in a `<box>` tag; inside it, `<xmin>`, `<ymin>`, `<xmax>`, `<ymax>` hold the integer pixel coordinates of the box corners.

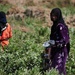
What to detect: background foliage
<box><xmin>0</xmin><ymin>1</ymin><xmax>75</xmax><ymax>75</ymax></box>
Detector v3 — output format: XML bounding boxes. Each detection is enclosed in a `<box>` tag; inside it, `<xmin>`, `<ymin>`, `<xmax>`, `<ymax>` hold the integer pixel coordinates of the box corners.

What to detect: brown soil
<box><xmin>1</xmin><ymin>0</ymin><xmax>75</xmax><ymax>29</ymax></box>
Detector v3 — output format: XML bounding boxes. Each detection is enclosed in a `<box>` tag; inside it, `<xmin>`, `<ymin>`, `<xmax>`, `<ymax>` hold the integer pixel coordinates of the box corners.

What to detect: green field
<box><xmin>0</xmin><ymin>2</ymin><xmax>75</xmax><ymax>75</ymax></box>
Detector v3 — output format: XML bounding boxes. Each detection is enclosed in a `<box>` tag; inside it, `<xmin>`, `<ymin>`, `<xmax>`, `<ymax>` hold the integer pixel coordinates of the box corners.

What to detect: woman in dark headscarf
<box><xmin>50</xmin><ymin>8</ymin><xmax>70</xmax><ymax>75</ymax></box>
<box><xmin>0</xmin><ymin>11</ymin><xmax>12</xmax><ymax>51</ymax></box>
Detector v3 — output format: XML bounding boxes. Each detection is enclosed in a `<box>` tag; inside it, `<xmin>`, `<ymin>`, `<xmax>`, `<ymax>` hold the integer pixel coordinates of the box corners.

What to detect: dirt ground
<box><xmin>2</xmin><ymin>0</ymin><xmax>75</xmax><ymax>28</ymax></box>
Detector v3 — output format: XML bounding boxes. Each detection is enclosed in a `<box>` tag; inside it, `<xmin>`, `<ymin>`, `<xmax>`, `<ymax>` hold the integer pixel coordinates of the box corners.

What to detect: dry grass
<box><xmin>1</xmin><ymin>0</ymin><xmax>75</xmax><ymax>28</ymax></box>
<box><xmin>5</xmin><ymin>0</ymin><xmax>75</xmax><ymax>7</ymax></box>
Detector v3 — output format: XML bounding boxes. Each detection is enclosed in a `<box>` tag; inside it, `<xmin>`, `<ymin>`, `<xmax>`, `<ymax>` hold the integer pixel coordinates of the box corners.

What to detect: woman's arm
<box><xmin>56</xmin><ymin>24</ymin><xmax>69</xmax><ymax>47</ymax></box>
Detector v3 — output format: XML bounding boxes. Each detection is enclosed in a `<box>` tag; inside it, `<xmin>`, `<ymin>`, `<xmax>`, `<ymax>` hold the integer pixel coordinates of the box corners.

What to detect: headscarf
<box><xmin>0</xmin><ymin>11</ymin><xmax>7</xmax><ymax>24</ymax></box>
<box><xmin>0</xmin><ymin>11</ymin><xmax>7</xmax><ymax>35</ymax></box>
<box><xmin>50</xmin><ymin>8</ymin><xmax>65</xmax><ymax>26</ymax></box>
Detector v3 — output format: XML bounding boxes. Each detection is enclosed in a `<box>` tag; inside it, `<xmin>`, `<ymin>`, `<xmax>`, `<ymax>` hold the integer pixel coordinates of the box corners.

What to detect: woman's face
<box><xmin>51</xmin><ymin>14</ymin><xmax>57</xmax><ymax>22</ymax></box>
